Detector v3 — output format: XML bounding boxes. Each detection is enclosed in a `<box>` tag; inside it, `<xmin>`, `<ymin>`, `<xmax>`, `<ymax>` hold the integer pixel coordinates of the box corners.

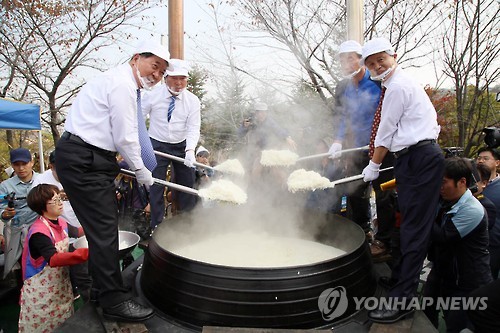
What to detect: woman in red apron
<box><xmin>18</xmin><ymin>184</ymin><xmax>88</xmax><ymax>333</ymax></box>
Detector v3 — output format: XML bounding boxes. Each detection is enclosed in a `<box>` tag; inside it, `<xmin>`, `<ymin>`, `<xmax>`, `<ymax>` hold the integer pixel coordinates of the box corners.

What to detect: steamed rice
<box><xmin>260</xmin><ymin>150</ymin><xmax>299</xmax><ymax>166</ymax></box>
<box><xmin>214</xmin><ymin>159</ymin><xmax>245</xmax><ymax>176</ymax></box>
<box><xmin>287</xmin><ymin>169</ymin><xmax>332</xmax><ymax>193</ymax></box>
<box><xmin>199</xmin><ymin>179</ymin><xmax>247</xmax><ymax>204</ymax></box>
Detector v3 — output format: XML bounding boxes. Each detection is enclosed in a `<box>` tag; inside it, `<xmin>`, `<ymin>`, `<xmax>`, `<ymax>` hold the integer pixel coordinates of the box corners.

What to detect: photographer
<box><xmin>0</xmin><ymin>148</ymin><xmax>38</xmax><ymax>280</ymax></box>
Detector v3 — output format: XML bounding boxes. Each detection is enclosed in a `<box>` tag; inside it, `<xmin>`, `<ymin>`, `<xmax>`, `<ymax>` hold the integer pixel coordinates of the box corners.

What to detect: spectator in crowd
<box><xmin>31</xmin><ymin>151</ymin><xmax>92</xmax><ymax>302</ymax></box>
<box><xmin>423</xmin><ymin>157</ymin><xmax>492</xmax><ymax>331</ymax></box>
<box><xmin>194</xmin><ymin>146</ymin><xmax>214</xmax><ymax>189</ymax></box>
<box><xmin>238</xmin><ymin>102</ymin><xmax>296</xmax><ymax>172</ymax></box>
<box><xmin>0</xmin><ymin>148</ymin><xmax>38</xmax><ymax>281</ymax></box>
<box><xmin>476</xmin><ymin>147</ymin><xmax>500</xmax><ymax>181</ymax></box>
<box><xmin>18</xmin><ymin>184</ymin><xmax>88</xmax><ymax>332</ymax></box>
<box><xmin>238</xmin><ymin>102</ymin><xmax>297</xmax><ymax>206</ymax></box>
<box><xmin>32</xmin><ymin>151</ymin><xmax>80</xmax><ymax>229</ymax></box>
<box><xmin>476</xmin><ymin>147</ymin><xmax>500</xmax><ymax>279</ymax></box>
<box><xmin>474</xmin><ymin>162</ymin><xmax>497</xmax><ymax>232</ymax></box>
<box><xmin>306</xmin><ymin>137</ymin><xmax>342</xmax><ymax>214</ymax></box>
<box><xmin>141</xmin><ymin>58</ymin><xmax>201</xmax><ymax>227</ymax></box>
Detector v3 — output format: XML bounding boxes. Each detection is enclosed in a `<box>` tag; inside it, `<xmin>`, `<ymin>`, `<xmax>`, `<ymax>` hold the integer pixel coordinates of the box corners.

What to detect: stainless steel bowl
<box><xmin>73</xmin><ymin>230</ymin><xmax>140</xmax><ymax>259</ymax></box>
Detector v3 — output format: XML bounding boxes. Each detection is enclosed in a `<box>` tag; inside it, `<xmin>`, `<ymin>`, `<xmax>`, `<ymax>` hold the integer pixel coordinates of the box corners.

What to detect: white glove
<box><xmin>328</xmin><ymin>143</ymin><xmax>342</xmax><ymax>159</ymax></box>
<box><xmin>135</xmin><ymin>167</ymin><xmax>154</xmax><ymax>187</ymax></box>
<box><xmin>184</xmin><ymin>150</ymin><xmax>196</xmax><ymax>168</ymax></box>
<box><xmin>362</xmin><ymin>160</ymin><xmax>381</xmax><ymax>182</ymax></box>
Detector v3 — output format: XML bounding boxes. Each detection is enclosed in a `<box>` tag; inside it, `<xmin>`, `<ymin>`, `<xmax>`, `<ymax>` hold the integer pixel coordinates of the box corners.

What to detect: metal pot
<box><xmin>140</xmin><ymin>208</ymin><xmax>376</xmax><ymax>329</ymax></box>
<box><xmin>73</xmin><ymin>230</ymin><xmax>140</xmax><ymax>259</ymax></box>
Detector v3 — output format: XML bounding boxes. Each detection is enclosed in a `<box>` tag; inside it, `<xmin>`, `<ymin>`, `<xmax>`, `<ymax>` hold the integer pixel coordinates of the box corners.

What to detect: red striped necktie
<box><xmin>369</xmin><ymin>86</ymin><xmax>386</xmax><ymax>158</ymax></box>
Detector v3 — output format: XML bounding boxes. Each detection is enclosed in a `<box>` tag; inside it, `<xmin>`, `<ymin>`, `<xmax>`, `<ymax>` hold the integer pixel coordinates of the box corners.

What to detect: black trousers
<box><xmin>388</xmin><ymin>142</ymin><xmax>444</xmax><ymax>299</ymax></box>
<box><xmin>149</xmin><ymin>138</ymin><xmax>196</xmax><ymax>228</ymax></box>
<box><xmin>56</xmin><ymin>135</ymin><xmax>129</xmax><ymax>308</ymax></box>
<box><xmin>372</xmin><ymin>154</ymin><xmax>397</xmax><ymax>247</ymax></box>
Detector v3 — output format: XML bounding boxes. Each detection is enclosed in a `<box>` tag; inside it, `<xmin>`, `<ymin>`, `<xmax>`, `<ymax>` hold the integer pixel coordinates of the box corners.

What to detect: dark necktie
<box><xmin>168</xmin><ymin>95</ymin><xmax>175</xmax><ymax>122</ymax></box>
<box><xmin>136</xmin><ymin>89</ymin><xmax>157</xmax><ymax>171</ymax></box>
<box><xmin>369</xmin><ymin>87</ymin><xmax>387</xmax><ymax>158</ymax></box>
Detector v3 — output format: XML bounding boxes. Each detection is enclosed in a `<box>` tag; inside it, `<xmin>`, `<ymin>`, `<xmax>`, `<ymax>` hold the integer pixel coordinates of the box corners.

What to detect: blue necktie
<box><xmin>136</xmin><ymin>89</ymin><xmax>157</xmax><ymax>171</ymax></box>
<box><xmin>168</xmin><ymin>95</ymin><xmax>175</xmax><ymax>122</ymax></box>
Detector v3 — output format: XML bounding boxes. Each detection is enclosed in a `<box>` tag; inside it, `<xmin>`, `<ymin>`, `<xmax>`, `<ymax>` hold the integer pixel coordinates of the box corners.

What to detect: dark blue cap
<box><xmin>10</xmin><ymin>148</ymin><xmax>32</xmax><ymax>163</ymax></box>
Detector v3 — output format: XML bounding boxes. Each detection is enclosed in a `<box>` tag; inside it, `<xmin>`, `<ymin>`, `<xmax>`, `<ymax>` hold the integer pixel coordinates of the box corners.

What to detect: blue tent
<box><xmin>0</xmin><ymin>98</ymin><xmax>44</xmax><ymax>171</ymax></box>
<box><xmin>0</xmin><ymin>98</ymin><xmax>41</xmax><ymax>130</ymax></box>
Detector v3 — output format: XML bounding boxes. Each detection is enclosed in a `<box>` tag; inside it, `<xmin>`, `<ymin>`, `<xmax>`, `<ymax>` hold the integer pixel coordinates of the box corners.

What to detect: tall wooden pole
<box><xmin>168</xmin><ymin>0</ymin><xmax>184</xmax><ymax>59</ymax></box>
<box><xmin>346</xmin><ymin>0</ymin><xmax>364</xmax><ymax>44</ymax></box>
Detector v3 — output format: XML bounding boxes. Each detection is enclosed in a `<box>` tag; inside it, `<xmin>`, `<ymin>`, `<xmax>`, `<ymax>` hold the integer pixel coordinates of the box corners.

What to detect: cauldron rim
<box><xmin>157</xmin><ymin>241</ymin><xmax>352</xmax><ymax>270</ymax></box>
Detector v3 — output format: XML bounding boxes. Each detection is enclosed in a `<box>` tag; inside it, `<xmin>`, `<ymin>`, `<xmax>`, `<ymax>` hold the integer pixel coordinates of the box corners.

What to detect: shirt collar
<box><xmin>448</xmin><ymin>189</ymin><xmax>473</xmax><ymax>214</ymax></box>
<box><xmin>13</xmin><ymin>172</ymin><xmax>35</xmax><ymax>185</ymax></box>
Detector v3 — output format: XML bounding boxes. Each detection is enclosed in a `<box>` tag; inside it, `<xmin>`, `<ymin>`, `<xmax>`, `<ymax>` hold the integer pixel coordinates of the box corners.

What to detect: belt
<box><xmin>61</xmin><ymin>131</ymin><xmax>116</xmax><ymax>157</ymax></box>
<box><xmin>393</xmin><ymin>139</ymin><xmax>436</xmax><ymax>159</ymax></box>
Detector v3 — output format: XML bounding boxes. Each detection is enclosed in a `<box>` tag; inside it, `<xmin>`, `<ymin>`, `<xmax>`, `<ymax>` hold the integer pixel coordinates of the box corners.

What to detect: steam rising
<box><xmin>260</xmin><ymin>149</ymin><xmax>299</xmax><ymax>166</ymax></box>
<box><xmin>151</xmin><ymin>91</ymin><xmax>375</xmax><ymax>268</ymax></box>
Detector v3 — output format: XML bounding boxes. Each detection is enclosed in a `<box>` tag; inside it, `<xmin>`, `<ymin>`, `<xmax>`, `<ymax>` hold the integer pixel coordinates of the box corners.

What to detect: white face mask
<box><xmin>168</xmin><ymin>87</ymin><xmax>184</xmax><ymax>96</ymax></box>
<box><xmin>135</xmin><ymin>60</ymin><xmax>156</xmax><ymax>91</ymax></box>
<box><xmin>370</xmin><ymin>64</ymin><xmax>395</xmax><ymax>81</ymax></box>
<box><xmin>342</xmin><ymin>67</ymin><xmax>362</xmax><ymax>79</ymax></box>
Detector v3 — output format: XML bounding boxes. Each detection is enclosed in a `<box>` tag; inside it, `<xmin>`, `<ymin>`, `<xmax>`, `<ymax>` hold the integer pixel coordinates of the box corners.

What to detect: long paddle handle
<box><xmin>329</xmin><ymin>167</ymin><xmax>394</xmax><ymax>187</ymax></box>
<box><xmin>120</xmin><ymin>168</ymin><xmax>199</xmax><ymax>196</ymax></box>
<box><xmin>153</xmin><ymin>150</ymin><xmax>216</xmax><ymax>172</ymax></box>
<box><xmin>296</xmin><ymin>145</ymin><xmax>369</xmax><ymax>162</ymax></box>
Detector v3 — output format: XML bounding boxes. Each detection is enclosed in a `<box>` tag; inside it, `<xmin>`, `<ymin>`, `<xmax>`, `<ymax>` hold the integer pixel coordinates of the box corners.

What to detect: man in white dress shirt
<box><xmin>55</xmin><ymin>40</ymin><xmax>171</xmax><ymax>322</ymax></box>
<box><xmin>360</xmin><ymin>37</ymin><xmax>445</xmax><ymax>323</ymax></box>
<box><xmin>141</xmin><ymin>59</ymin><xmax>201</xmax><ymax>228</ymax></box>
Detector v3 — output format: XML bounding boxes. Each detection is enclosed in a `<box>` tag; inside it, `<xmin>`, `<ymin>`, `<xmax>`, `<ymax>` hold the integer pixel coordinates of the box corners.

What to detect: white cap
<box><xmin>196</xmin><ymin>146</ymin><xmax>209</xmax><ymax>156</ymax></box>
<box><xmin>135</xmin><ymin>40</ymin><xmax>173</xmax><ymax>70</ymax></box>
<box><xmin>254</xmin><ymin>102</ymin><xmax>268</xmax><ymax>112</ymax></box>
<box><xmin>339</xmin><ymin>40</ymin><xmax>362</xmax><ymax>55</ymax></box>
<box><xmin>166</xmin><ymin>59</ymin><xmax>190</xmax><ymax>77</ymax></box>
<box><xmin>361</xmin><ymin>37</ymin><xmax>395</xmax><ymax>65</ymax></box>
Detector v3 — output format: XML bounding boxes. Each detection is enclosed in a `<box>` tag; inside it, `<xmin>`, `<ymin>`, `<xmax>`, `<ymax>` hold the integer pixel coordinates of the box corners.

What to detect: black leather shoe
<box><xmin>378</xmin><ymin>276</ymin><xmax>397</xmax><ymax>289</ymax></box>
<box><xmin>368</xmin><ymin>308</ymin><xmax>414</xmax><ymax>323</ymax></box>
<box><xmin>103</xmin><ymin>299</ymin><xmax>154</xmax><ymax>322</ymax></box>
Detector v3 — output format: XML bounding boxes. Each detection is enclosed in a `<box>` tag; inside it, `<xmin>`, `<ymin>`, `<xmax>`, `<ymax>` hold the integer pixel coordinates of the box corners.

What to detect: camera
<box><xmin>482</xmin><ymin>127</ymin><xmax>500</xmax><ymax>148</ymax></box>
<box><xmin>116</xmin><ymin>185</ymin><xmax>127</xmax><ymax>195</ymax></box>
<box><xmin>5</xmin><ymin>192</ymin><xmax>15</xmax><ymax>208</ymax></box>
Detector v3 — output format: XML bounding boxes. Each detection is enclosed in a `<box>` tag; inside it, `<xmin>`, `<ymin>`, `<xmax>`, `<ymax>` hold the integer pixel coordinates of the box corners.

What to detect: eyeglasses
<box><xmin>47</xmin><ymin>197</ymin><xmax>63</xmax><ymax>205</ymax></box>
<box><xmin>476</xmin><ymin>156</ymin><xmax>492</xmax><ymax>161</ymax></box>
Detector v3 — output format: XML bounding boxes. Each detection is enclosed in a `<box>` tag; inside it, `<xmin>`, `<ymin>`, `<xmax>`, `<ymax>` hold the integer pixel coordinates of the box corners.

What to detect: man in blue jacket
<box><xmin>424</xmin><ymin>157</ymin><xmax>492</xmax><ymax>331</ymax></box>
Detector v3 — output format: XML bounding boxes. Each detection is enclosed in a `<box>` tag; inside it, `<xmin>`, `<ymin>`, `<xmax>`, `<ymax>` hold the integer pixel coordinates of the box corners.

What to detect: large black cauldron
<box><xmin>140</xmin><ymin>208</ymin><xmax>376</xmax><ymax>329</ymax></box>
